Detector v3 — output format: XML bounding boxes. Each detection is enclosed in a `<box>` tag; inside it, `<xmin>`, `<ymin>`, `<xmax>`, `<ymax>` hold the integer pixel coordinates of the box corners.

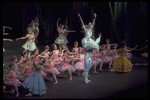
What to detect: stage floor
<box><xmin>3</xmin><ymin>40</ymin><xmax>148</xmax><ymax>99</ymax></box>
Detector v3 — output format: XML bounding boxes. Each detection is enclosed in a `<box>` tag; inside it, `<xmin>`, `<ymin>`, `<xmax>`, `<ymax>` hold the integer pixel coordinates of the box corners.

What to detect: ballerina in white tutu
<box><xmin>16</xmin><ymin>27</ymin><xmax>37</xmax><ymax>57</ymax></box>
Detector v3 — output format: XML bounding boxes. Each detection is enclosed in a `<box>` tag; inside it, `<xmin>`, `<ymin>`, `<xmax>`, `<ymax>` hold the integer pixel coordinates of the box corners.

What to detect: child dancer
<box><xmin>72</xmin><ymin>48</ymin><xmax>85</xmax><ymax>75</ymax></box>
<box><xmin>91</xmin><ymin>49</ymin><xmax>103</xmax><ymax>73</ymax></box>
<box><xmin>55</xmin><ymin>18</ymin><xmax>75</xmax><ymax>52</ymax></box>
<box><xmin>3</xmin><ymin>63</ymin><xmax>21</xmax><ymax>97</ymax></box>
<box><xmin>22</xmin><ymin>62</ymin><xmax>47</xmax><ymax>97</ymax></box>
<box><xmin>78</xmin><ymin>13</ymin><xmax>102</xmax><ymax>83</ymax></box>
<box><xmin>103</xmin><ymin>39</ymin><xmax>117</xmax><ymax>52</ymax></box>
<box><xmin>51</xmin><ymin>43</ymin><xmax>63</xmax><ymax>62</ymax></box>
<box><xmin>20</xmin><ymin>58</ymin><xmax>34</xmax><ymax>79</ymax></box>
<box><xmin>16</xmin><ymin>27</ymin><xmax>37</xmax><ymax>57</ymax></box>
<box><xmin>55</xmin><ymin>50</ymin><xmax>76</xmax><ymax>80</ymax></box>
<box><xmin>42</xmin><ymin>56</ymin><xmax>60</xmax><ymax>84</ymax></box>
<box><xmin>40</xmin><ymin>45</ymin><xmax>51</xmax><ymax>63</ymax></box>
<box><xmin>10</xmin><ymin>55</ymin><xmax>28</xmax><ymax>82</ymax></box>
<box><xmin>109</xmin><ymin>44</ymin><xmax>119</xmax><ymax>61</ymax></box>
<box><xmin>71</xmin><ymin>41</ymin><xmax>80</xmax><ymax>58</ymax></box>
<box><xmin>100</xmin><ymin>44</ymin><xmax>113</xmax><ymax>70</ymax></box>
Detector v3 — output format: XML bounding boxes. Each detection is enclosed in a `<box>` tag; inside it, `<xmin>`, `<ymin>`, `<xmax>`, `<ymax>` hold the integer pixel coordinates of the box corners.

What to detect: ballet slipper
<box><xmin>25</xmin><ymin>93</ymin><xmax>33</xmax><ymax>97</ymax></box>
<box><xmin>69</xmin><ymin>77</ymin><xmax>72</xmax><ymax>80</ymax></box>
<box><xmin>99</xmin><ymin>68</ymin><xmax>103</xmax><ymax>71</ymax></box>
<box><xmin>94</xmin><ymin>71</ymin><xmax>99</xmax><ymax>74</ymax></box>
<box><xmin>54</xmin><ymin>81</ymin><xmax>58</xmax><ymax>84</ymax></box>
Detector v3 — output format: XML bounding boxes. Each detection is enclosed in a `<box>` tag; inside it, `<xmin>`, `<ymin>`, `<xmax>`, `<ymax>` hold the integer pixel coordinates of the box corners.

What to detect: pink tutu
<box><xmin>101</xmin><ymin>56</ymin><xmax>112</xmax><ymax>62</ymax></box>
<box><xmin>3</xmin><ymin>71</ymin><xmax>21</xmax><ymax>87</ymax></box>
<box><xmin>62</xmin><ymin>63</ymin><xmax>76</xmax><ymax>72</ymax></box>
<box><xmin>125</xmin><ymin>52</ymin><xmax>132</xmax><ymax>60</ymax></box>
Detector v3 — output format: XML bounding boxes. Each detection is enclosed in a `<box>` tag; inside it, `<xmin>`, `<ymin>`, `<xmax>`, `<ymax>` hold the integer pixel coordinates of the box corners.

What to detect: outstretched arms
<box><xmin>16</xmin><ymin>35</ymin><xmax>28</xmax><ymax>41</ymax></box>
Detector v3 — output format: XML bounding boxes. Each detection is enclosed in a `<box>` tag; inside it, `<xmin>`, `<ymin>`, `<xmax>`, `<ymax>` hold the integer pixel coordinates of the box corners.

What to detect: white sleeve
<box><xmin>95</xmin><ymin>37</ymin><xmax>101</xmax><ymax>44</ymax></box>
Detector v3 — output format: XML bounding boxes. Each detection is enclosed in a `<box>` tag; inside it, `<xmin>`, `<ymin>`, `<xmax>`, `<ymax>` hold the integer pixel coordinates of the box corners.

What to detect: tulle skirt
<box><xmin>22</xmin><ymin>74</ymin><xmax>47</xmax><ymax>96</ymax></box>
<box><xmin>3</xmin><ymin>78</ymin><xmax>21</xmax><ymax>87</ymax></box>
<box><xmin>22</xmin><ymin>42</ymin><xmax>37</xmax><ymax>51</ymax></box>
<box><xmin>55</xmin><ymin>36</ymin><xmax>68</xmax><ymax>44</ymax></box>
<box><xmin>73</xmin><ymin>61</ymin><xmax>84</xmax><ymax>71</ymax></box>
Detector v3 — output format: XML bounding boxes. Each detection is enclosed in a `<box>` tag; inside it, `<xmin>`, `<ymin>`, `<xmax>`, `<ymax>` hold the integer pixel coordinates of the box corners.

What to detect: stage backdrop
<box><xmin>3</xmin><ymin>2</ymin><xmax>148</xmax><ymax>48</ymax></box>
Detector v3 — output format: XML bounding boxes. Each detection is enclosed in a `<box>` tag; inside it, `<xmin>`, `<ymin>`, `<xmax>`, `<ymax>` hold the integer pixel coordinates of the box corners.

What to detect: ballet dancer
<box><xmin>78</xmin><ymin>13</ymin><xmax>102</xmax><ymax>83</ymax></box>
<box><xmin>16</xmin><ymin>27</ymin><xmax>37</xmax><ymax>58</ymax></box>
<box><xmin>55</xmin><ymin>18</ymin><xmax>75</xmax><ymax>52</ymax></box>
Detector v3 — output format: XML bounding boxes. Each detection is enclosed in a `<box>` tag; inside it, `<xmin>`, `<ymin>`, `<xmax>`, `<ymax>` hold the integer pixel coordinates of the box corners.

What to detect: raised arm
<box><xmin>77</xmin><ymin>13</ymin><xmax>85</xmax><ymax>27</ymax></box>
<box><xmin>91</xmin><ymin>13</ymin><xmax>97</xmax><ymax>29</ymax></box>
<box><xmin>57</xmin><ymin>18</ymin><xmax>61</xmax><ymax>29</ymax></box>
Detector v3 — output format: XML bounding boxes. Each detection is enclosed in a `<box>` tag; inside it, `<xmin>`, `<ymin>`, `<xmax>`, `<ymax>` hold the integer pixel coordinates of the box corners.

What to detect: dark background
<box><xmin>3</xmin><ymin>2</ymin><xmax>148</xmax><ymax>49</ymax></box>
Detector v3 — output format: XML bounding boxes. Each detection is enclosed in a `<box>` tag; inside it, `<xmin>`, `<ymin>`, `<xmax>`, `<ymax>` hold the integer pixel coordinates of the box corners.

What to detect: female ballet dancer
<box><xmin>109</xmin><ymin>43</ymin><xmax>137</xmax><ymax>73</ymax></box>
<box><xmin>16</xmin><ymin>27</ymin><xmax>37</xmax><ymax>58</ymax></box>
<box><xmin>55</xmin><ymin>18</ymin><xmax>75</xmax><ymax>52</ymax></box>
<box><xmin>40</xmin><ymin>45</ymin><xmax>51</xmax><ymax>63</ymax></box>
<box><xmin>51</xmin><ymin>43</ymin><xmax>63</xmax><ymax>62</ymax></box>
<box><xmin>3</xmin><ymin>63</ymin><xmax>21</xmax><ymax>97</ymax></box>
<box><xmin>20</xmin><ymin>58</ymin><xmax>34</xmax><ymax>80</ymax></box>
<box><xmin>78</xmin><ymin>13</ymin><xmax>102</xmax><ymax>83</ymax></box>
<box><xmin>42</xmin><ymin>56</ymin><xmax>60</xmax><ymax>84</ymax></box>
<box><xmin>109</xmin><ymin>44</ymin><xmax>119</xmax><ymax>61</ymax></box>
<box><xmin>72</xmin><ymin>48</ymin><xmax>85</xmax><ymax>75</ymax></box>
<box><xmin>22</xmin><ymin>62</ymin><xmax>47</xmax><ymax>97</ymax></box>
<box><xmin>100</xmin><ymin>45</ymin><xmax>113</xmax><ymax>70</ymax></box>
<box><xmin>91</xmin><ymin>49</ymin><xmax>103</xmax><ymax>73</ymax></box>
<box><xmin>103</xmin><ymin>39</ymin><xmax>117</xmax><ymax>52</ymax></box>
<box><xmin>71</xmin><ymin>41</ymin><xmax>80</xmax><ymax>58</ymax></box>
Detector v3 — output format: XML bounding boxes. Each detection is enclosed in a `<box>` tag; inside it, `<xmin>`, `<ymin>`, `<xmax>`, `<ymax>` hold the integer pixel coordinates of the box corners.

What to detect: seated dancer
<box><xmin>78</xmin><ymin>13</ymin><xmax>102</xmax><ymax>83</ymax></box>
<box><xmin>55</xmin><ymin>18</ymin><xmax>75</xmax><ymax>52</ymax></box>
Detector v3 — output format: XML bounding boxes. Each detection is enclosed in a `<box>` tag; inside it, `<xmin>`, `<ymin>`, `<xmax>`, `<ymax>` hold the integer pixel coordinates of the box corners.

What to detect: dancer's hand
<box><xmin>16</xmin><ymin>38</ymin><xmax>19</xmax><ymax>41</ymax></box>
<box><xmin>93</xmin><ymin>13</ymin><xmax>97</xmax><ymax>17</ymax></box>
<box><xmin>58</xmin><ymin>18</ymin><xmax>61</xmax><ymax>20</ymax></box>
<box><xmin>98</xmin><ymin>32</ymin><xmax>102</xmax><ymax>37</ymax></box>
<box><xmin>77</xmin><ymin>13</ymin><xmax>81</xmax><ymax>17</ymax></box>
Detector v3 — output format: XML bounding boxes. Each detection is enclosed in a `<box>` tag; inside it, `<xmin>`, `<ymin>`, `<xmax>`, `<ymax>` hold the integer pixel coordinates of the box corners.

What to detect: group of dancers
<box><xmin>3</xmin><ymin>13</ymin><xmax>148</xmax><ymax>97</ymax></box>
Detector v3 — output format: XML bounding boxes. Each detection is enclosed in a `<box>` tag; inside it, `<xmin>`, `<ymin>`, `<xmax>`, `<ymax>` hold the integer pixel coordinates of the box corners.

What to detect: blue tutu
<box><xmin>22</xmin><ymin>74</ymin><xmax>47</xmax><ymax>96</ymax></box>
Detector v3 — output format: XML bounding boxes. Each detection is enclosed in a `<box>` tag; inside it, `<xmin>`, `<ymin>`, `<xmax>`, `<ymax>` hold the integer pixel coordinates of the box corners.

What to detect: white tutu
<box><xmin>55</xmin><ymin>36</ymin><xmax>68</xmax><ymax>44</ymax></box>
<box><xmin>22</xmin><ymin>41</ymin><xmax>37</xmax><ymax>51</ymax></box>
